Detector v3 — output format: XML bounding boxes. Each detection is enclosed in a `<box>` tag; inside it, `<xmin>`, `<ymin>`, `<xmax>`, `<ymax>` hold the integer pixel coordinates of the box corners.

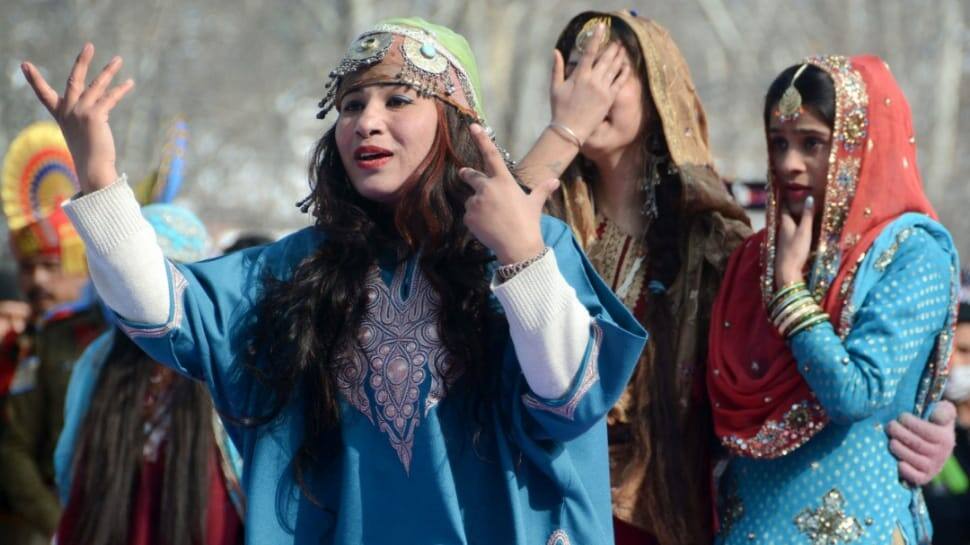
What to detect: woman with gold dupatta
<box><xmin>517</xmin><ymin>10</ymin><xmax>750</xmax><ymax>545</ymax></box>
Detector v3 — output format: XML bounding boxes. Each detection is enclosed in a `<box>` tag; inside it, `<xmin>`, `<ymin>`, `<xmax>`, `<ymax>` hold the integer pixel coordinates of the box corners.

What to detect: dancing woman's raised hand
<box><xmin>22</xmin><ymin>43</ymin><xmax>134</xmax><ymax>193</ymax></box>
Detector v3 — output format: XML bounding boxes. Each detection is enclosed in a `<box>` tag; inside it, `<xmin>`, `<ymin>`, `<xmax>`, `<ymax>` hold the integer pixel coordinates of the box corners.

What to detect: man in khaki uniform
<box><xmin>0</xmin><ymin>122</ymin><xmax>105</xmax><ymax>545</ymax></box>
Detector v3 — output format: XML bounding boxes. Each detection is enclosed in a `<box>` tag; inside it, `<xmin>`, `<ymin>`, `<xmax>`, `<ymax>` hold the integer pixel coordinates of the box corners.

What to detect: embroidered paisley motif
<box><xmin>333</xmin><ymin>263</ymin><xmax>455</xmax><ymax>473</ymax></box>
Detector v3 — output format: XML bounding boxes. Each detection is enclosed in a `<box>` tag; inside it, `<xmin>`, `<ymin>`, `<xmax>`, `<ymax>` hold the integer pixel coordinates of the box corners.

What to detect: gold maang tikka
<box><xmin>575</xmin><ymin>16</ymin><xmax>612</xmax><ymax>54</ymax></box>
<box><xmin>776</xmin><ymin>64</ymin><xmax>810</xmax><ymax>122</ymax></box>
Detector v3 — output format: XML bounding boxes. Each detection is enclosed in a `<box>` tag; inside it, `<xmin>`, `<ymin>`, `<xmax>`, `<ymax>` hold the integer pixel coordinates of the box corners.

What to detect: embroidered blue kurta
<box><xmin>116</xmin><ymin>216</ymin><xmax>646</xmax><ymax>545</ymax></box>
<box><xmin>716</xmin><ymin>215</ymin><xmax>959</xmax><ymax>545</ymax></box>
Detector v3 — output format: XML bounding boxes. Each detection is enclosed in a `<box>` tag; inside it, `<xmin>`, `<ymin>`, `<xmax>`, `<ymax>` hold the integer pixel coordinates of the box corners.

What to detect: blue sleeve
<box><xmin>115</xmin><ymin>231</ymin><xmax>318</xmax><ymax>420</ymax></box>
<box><xmin>513</xmin><ymin>216</ymin><xmax>647</xmax><ymax>441</ymax></box>
<box><xmin>789</xmin><ymin>228</ymin><xmax>953</xmax><ymax>424</ymax></box>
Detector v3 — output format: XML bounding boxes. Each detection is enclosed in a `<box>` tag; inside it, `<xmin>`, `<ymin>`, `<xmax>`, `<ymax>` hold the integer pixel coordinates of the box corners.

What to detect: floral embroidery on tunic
<box><xmin>586</xmin><ymin>214</ymin><xmax>649</xmax><ymax>315</ymax></box>
<box><xmin>793</xmin><ymin>488</ymin><xmax>865</xmax><ymax>544</ymax></box>
<box><xmin>546</xmin><ymin>529</ymin><xmax>571</xmax><ymax>545</ymax></box>
<box><xmin>333</xmin><ymin>264</ymin><xmax>454</xmax><ymax>473</ymax></box>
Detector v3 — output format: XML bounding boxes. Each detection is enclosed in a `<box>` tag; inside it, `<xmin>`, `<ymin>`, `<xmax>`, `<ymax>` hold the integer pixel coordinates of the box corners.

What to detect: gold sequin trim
<box><xmin>794</xmin><ymin>488</ymin><xmax>865</xmax><ymax>544</ymax></box>
<box><xmin>722</xmin><ymin>400</ymin><xmax>826</xmax><ymax>458</ymax></box>
<box><xmin>873</xmin><ymin>228</ymin><xmax>914</xmax><ymax>271</ymax></box>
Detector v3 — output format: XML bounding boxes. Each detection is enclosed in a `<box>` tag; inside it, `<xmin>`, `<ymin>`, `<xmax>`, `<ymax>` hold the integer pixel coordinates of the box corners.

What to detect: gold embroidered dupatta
<box><xmin>547</xmin><ymin>11</ymin><xmax>750</xmax><ymax>544</ymax></box>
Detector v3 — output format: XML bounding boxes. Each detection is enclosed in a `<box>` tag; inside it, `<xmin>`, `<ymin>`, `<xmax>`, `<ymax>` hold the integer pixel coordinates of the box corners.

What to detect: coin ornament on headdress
<box><xmin>776</xmin><ymin>64</ymin><xmax>809</xmax><ymax>123</ymax></box>
<box><xmin>397</xmin><ymin>30</ymin><xmax>457</xmax><ymax>98</ymax></box>
<box><xmin>316</xmin><ymin>32</ymin><xmax>394</xmax><ymax>118</ymax></box>
<box><xmin>402</xmin><ymin>36</ymin><xmax>448</xmax><ymax>75</ymax></box>
<box><xmin>334</xmin><ymin>32</ymin><xmax>394</xmax><ymax>78</ymax></box>
<box><xmin>575</xmin><ymin>16</ymin><xmax>612</xmax><ymax>54</ymax></box>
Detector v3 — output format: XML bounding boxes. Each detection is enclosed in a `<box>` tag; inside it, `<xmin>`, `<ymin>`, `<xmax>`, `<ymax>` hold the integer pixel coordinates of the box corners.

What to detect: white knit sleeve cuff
<box><xmin>62</xmin><ymin>174</ymin><xmax>152</xmax><ymax>257</ymax></box>
<box><xmin>491</xmin><ymin>248</ymin><xmax>592</xmax><ymax>398</ymax></box>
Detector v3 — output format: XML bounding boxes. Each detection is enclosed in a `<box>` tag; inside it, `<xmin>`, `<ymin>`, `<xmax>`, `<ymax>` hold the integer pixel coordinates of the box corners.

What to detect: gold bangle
<box><xmin>778</xmin><ymin>303</ymin><xmax>820</xmax><ymax>336</ymax></box>
<box><xmin>788</xmin><ymin>313</ymin><xmax>830</xmax><ymax>337</ymax></box>
<box><xmin>769</xmin><ymin>281</ymin><xmax>807</xmax><ymax>308</ymax></box>
<box><xmin>770</xmin><ymin>289</ymin><xmax>812</xmax><ymax>322</ymax></box>
<box><xmin>548</xmin><ymin>122</ymin><xmax>583</xmax><ymax>148</ymax></box>
<box><xmin>773</xmin><ymin>296</ymin><xmax>815</xmax><ymax>328</ymax></box>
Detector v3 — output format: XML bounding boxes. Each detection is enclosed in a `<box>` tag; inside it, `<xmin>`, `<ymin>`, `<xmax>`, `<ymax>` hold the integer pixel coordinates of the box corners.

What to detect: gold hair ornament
<box><xmin>575</xmin><ymin>16</ymin><xmax>612</xmax><ymax>54</ymax></box>
<box><xmin>776</xmin><ymin>64</ymin><xmax>810</xmax><ymax>122</ymax></box>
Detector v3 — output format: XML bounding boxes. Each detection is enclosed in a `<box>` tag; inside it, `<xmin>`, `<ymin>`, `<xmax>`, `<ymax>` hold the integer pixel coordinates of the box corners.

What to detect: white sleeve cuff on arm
<box><xmin>491</xmin><ymin>248</ymin><xmax>592</xmax><ymax>399</ymax></box>
<box><xmin>62</xmin><ymin>175</ymin><xmax>171</xmax><ymax>324</ymax></box>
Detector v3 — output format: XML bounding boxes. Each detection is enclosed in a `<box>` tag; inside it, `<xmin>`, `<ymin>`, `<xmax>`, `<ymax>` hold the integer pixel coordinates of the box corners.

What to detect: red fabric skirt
<box><xmin>614</xmin><ymin>516</ymin><xmax>660</xmax><ymax>545</ymax></box>
<box><xmin>58</xmin><ymin>446</ymin><xmax>242</xmax><ymax>545</ymax></box>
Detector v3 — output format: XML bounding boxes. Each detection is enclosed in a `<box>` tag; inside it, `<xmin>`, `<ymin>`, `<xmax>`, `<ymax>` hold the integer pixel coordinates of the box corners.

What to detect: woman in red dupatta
<box><xmin>707</xmin><ymin>55</ymin><xmax>959</xmax><ymax>544</ymax></box>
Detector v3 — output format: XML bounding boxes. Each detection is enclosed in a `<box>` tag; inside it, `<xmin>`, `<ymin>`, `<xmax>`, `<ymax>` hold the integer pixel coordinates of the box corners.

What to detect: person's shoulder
<box><xmin>261</xmin><ymin>227</ymin><xmax>323</xmax><ymax>258</ymax></box>
<box><xmin>68</xmin><ymin>330</ymin><xmax>115</xmax><ymax>380</ymax></box>
<box><xmin>875</xmin><ymin>215</ymin><xmax>953</xmax><ymax>273</ymax></box>
<box><xmin>195</xmin><ymin>226</ymin><xmax>325</xmax><ymax>281</ymax></box>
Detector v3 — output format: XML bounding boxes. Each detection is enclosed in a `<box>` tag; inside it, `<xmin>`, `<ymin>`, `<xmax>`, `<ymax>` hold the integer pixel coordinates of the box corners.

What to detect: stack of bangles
<box><xmin>768</xmin><ymin>281</ymin><xmax>830</xmax><ymax>338</ymax></box>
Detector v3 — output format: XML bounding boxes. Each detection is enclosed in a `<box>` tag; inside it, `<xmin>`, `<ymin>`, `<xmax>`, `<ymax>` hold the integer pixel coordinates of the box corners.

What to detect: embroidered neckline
<box><xmin>587</xmin><ymin>214</ymin><xmax>649</xmax><ymax>316</ymax></box>
<box><xmin>333</xmin><ymin>261</ymin><xmax>455</xmax><ymax>474</ymax></box>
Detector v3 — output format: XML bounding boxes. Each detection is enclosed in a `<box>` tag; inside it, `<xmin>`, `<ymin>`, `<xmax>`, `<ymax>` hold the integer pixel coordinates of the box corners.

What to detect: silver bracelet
<box><xmin>548</xmin><ymin>122</ymin><xmax>583</xmax><ymax>148</ymax></box>
<box><xmin>497</xmin><ymin>246</ymin><xmax>550</xmax><ymax>281</ymax></box>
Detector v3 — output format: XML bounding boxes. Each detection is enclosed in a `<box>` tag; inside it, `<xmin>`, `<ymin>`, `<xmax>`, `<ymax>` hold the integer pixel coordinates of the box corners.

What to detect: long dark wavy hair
<box><xmin>245</xmin><ymin>99</ymin><xmax>501</xmax><ymax>498</ymax></box>
<box><xmin>553</xmin><ymin>14</ymin><xmax>698</xmax><ymax>545</ymax></box>
<box><xmin>64</xmin><ymin>333</ymin><xmax>214</xmax><ymax>545</ymax></box>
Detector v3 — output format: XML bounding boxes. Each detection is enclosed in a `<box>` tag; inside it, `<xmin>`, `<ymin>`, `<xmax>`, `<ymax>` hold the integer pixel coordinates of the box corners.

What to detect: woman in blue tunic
<box><xmin>21</xmin><ymin>18</ymin><xmax>646</xmax><ymax>545</ymax></box>
<box><xmin>707</xmin><ymin>56</ymin><xmax>959</xmax><ymax>544</ymax></box>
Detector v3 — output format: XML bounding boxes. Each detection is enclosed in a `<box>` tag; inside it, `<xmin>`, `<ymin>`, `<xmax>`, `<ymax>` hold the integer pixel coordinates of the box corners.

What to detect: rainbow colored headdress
<box><xmin>2</xmin><ymin>121</ymin><xmax>86</xmax><ymax>274</ymax></box>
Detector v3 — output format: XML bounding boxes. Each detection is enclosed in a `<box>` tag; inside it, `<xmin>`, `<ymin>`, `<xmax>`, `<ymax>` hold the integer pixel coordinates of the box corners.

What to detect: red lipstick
<box><xmin>353</xmin><ymin>145</ymin><xmax>393</xmax><ymax>170</ymax></box>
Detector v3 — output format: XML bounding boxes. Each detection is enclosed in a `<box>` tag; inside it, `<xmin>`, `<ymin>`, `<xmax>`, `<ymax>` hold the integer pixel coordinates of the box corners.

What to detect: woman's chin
<box><xmin>783</xmin><ymin>200</ymin><xmax>805</xmax><ymax>218</ymax></box>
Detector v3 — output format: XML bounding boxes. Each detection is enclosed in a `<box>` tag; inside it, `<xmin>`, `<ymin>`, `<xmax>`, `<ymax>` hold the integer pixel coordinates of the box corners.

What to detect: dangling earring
<box><xmin>640</xmin><ymin>131</ymin><xmax>668</xmax><ymax>221</ymax></box>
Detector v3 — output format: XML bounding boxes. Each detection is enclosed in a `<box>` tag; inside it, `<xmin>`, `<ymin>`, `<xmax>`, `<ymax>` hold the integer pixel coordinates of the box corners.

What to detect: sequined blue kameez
<box><xmin>716</xmin><ymin>215</ymin><xmax>958</xmax><ymax>545</ymax></box>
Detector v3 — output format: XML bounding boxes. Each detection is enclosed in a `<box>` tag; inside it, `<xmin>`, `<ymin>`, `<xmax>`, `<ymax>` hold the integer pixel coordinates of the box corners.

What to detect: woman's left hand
<box><xmin>460</xmin><ymin>124</ymin><xmax>560</xmax><ymax>265</ymax></box>
<box><xmin>775</xmin><ymin>196</ymin><xmax>815</xmax><ymax>288</ymax></box>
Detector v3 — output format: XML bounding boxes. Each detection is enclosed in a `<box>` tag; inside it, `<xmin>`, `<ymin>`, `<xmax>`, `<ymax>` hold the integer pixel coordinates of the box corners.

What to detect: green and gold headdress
<box><xmin>317</xmin><ymin>18</ymin><xmax>488</xmax><ymax>129</ymax></box>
